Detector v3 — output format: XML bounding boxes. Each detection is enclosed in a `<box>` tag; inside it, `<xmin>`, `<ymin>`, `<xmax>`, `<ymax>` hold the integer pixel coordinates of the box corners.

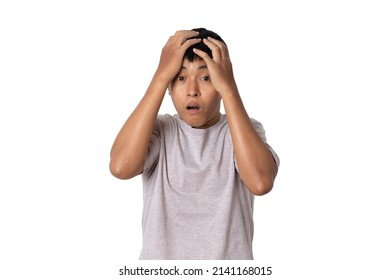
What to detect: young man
<box><xmin>110</xmin><ymin>28</ymin><xmax>279</xmax><ymax>260</ymax></box>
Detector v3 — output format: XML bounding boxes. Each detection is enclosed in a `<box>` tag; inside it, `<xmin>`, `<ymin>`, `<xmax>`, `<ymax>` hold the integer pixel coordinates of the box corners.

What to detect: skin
<box><xmin>110</xmin><ymin>30</ymin><xmax>278</xmax><ymax>195</ymax></box>
<box><xmin>169</xmin><ymin>57</ymin><xmax>222</xmax><ymax>129</ymax></box>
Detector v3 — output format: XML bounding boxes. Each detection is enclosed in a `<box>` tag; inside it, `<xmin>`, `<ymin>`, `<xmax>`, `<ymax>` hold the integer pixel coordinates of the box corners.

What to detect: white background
<box><xmin>1</xmin><ymin>0</ymin><xmax>389</xmax><ymax>279</ymax></box>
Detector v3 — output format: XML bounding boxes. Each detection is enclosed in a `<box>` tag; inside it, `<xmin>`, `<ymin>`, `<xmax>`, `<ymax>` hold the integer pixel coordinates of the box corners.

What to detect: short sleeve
<box><xmin>250</xmin><ymin>118</ymin><xmax>280</xmax><ymax>167</ymax></box>
<box><xmin>143</xmin><ymin>118</ymin><xmax>162</xmax><ymax>174</ymax></box>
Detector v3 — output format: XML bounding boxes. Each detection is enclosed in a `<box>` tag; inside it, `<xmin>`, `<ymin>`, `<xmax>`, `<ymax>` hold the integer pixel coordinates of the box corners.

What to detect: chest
<box><xmin>162</xmin><ymin>129</ymin><xmax>236</xmax><ymax>193</ymax></box>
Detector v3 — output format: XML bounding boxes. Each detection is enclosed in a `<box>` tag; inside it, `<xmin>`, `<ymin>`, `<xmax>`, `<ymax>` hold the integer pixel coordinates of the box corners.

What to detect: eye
<box><xmin>177</xmin><ymin>75</ymin><xmax>185</xmax><ymax>81</ymax></box>
<box><xmin>200</xmin><ymin>75</ymin><xmax>210</xmax><ymax>81</ymax></box>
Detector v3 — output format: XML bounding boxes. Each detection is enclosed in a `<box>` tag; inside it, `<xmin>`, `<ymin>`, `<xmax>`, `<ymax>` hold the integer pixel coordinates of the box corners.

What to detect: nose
<box><xmin>187</xmin><ymin>91</ymin><xmax>200</xmax><ymax>97</ymax></box>
<box><xmin>186</xmin><ymin>80</ymin><xmax>200</xmax><ymax>97</ymax></box>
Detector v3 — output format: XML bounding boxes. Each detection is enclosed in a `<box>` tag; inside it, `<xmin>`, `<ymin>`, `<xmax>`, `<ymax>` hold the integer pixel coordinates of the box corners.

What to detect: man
<box><xmin>110</xmin><ymin>28</ymin><xmax>279</xmax><ymax>259</ymax></box>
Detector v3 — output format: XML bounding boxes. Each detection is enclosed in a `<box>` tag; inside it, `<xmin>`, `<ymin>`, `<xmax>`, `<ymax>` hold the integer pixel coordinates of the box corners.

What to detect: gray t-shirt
<box><xmin>139</xmin><ymin>114</ymin><xmax>279</xmax><ymax>260</ymax></box>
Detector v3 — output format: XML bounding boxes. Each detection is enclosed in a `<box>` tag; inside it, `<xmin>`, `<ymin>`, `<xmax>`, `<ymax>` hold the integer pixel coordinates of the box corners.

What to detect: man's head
<box><xmin>183</xmin><ymin>28</ymin><xmax>226</xmax><ymax>62</ymax></box>
<box><xmin>169</xmin><ymin>28</ymin><xmax>226</xmax><ymax>129</ymax></box>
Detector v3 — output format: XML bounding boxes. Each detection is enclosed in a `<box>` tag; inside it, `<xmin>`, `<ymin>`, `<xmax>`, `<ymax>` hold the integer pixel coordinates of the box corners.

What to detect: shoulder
<box><xmin>251</xmin><ymin>118</ymin><xmax>265</xmax><ymax>129</ymax></box>
<box><xmin>152</xmin><ymin>114</ymin><xmax>185</xmax><ymax>137</ymax></box>
<box><xmin>249</xmin><ymin>117</ymin><xmax>264</xmax><ymax>128</ymax></box>
<box><xmin>156</xmin><ymin>114</ymin><xmax>175</xmax><ymax>124</ymax></box>
<box><xmin>154</xmin><ymin>114</ymin><xmax>177</xmax><ymax>129</ymax></box>
<box><xmin>248</xmin><ymin>117</ymin><xmax>267</xmax><ymax>140</ymax></box>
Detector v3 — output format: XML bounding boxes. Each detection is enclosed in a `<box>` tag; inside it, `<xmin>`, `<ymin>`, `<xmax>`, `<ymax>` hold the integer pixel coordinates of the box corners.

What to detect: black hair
<box><xmin>184</xmin><ymin>28</ymin><xmax>226</xmax><ymax>62</ymax></box>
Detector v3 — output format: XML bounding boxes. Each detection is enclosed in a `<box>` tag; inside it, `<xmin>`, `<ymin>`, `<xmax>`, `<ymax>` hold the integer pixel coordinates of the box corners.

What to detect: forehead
<box><xmin>181</xmin><ymin>58</ymin><xmax>208</xmax><ymax>71</ymax></box>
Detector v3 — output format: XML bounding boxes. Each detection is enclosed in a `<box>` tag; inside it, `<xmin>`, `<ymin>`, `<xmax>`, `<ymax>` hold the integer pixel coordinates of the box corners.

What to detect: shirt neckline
<box><xmin>173</xmin><ymin>114</ymin><xmax>226</xmax><ymax>135</ymax></box>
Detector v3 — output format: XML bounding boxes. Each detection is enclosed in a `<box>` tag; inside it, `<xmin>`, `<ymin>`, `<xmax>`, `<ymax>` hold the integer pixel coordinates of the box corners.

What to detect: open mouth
<box><xmin>186</xmin><ymin>105</ymin><xmax>200</xmax><ymax>110</ymax></box>
<box><xmin>186</xmin><ymin>102</ymin><xmax>201</xmax><ymax>112</ymax></box>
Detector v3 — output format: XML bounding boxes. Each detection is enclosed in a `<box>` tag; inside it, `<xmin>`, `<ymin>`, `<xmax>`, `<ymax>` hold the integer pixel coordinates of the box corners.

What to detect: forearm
<box><xmin>110</xmin><ymin>74</ymin><xmax>169</xmax><ymax>179</ymax></box>
<box><xmin>222</xmin><ymin>89</ymin><xmax>277</xmax><ymax>195</ymax></box>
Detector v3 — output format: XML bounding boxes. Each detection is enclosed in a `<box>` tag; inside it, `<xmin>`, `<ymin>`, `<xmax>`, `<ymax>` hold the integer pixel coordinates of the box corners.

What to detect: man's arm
<box><xmin>220</xmin><ymin>87</ymin><xmax>278</xmax><ymax>196</ymax></box>
<box><xmin>109</xmin><ymin>30</ymin><xmax>201</xmax><ymax>179</ymax></box>
<box><xmin>194</xmin><ymin>38</ymin><xmax>278</xmax><ymax>195</ymax></box>
<box><xmin>109</xmin><ymin>75</ymin><xmax>168</xmax><ymax>179</ymax></box>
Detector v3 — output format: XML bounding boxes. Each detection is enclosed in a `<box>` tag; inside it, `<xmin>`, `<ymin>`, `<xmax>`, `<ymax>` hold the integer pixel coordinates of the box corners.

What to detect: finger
<box><xmin>174</xmin><ymin>30</ymin><xmax>199</xmax><ymax>37</ymax></box>
<box><xmin>202</xmin><ymin>38</ymin><xmax>222</xmax><ymax>61</ymax></box>
<box><xmin>192</xmin><ymin>48</ymin><xmax>212</xmax><ymax>63</ymax></box>
<box><xmin>205</xmin><ymin>37</ymin><xmax>229</xmax><ymax>59</ymax></box>
<box><xmin>206</xmin><ymin>36</ymin><xmax>226</xmax><ymax>48</ymax></box>
<box><xmin>181</xmin><ymin>37</ymin><xmax>201</xmax><ymax>47</ymax></box>
<box><xmin>177</xmin><ymin>30</ymin><xmax>199</xmax><ymax>45</ymax></box>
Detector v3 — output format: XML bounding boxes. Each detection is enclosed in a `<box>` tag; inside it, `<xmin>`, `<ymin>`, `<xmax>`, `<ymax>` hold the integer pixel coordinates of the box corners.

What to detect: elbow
<box><xmin>109</xmin><ymin>159</ymin><xmax>141</xmax><ymax>180</ymax></box>
<box><xmin>249</xmin><ymin>163</ymin><xmax>278</xmax><ymax>196</ymax></box>
<box><xmin>246</xmin><ymin>176</ymin><xmax>275</xmax><ymax>196</ymax></box>
<box><xmin>251</xmin><ymin>182</ymin><xmax>274</xmax><ymax>196</ymax></box>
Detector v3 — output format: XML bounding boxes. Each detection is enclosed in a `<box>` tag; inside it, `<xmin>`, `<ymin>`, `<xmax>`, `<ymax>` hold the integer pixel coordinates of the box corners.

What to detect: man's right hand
<box><xmin>155</xmin><ymin>30</ymin><xmax>201</xmax><ymax>83</ymax></box>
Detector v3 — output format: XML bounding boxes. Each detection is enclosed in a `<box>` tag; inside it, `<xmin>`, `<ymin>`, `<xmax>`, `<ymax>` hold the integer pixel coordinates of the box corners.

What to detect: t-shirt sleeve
<box><xmin>250</xmin><ymin>118</ymin><xmax>280</xmax><ymax>167</ymax></box>
<box><xmin>143</xmin><ymin>118</ymin><xmax>162</xmax><ymax>174</ymax></box>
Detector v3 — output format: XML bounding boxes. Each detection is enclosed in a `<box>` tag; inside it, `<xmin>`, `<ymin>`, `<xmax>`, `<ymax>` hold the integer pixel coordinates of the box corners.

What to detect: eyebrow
<box><xmin>181</xmin><ymin>65</ymin><xmax>208</xmax><ymax>71</ymax></box>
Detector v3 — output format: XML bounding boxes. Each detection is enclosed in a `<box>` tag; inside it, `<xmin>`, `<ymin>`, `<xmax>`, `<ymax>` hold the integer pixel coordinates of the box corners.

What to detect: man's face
<box><xmin>169</xmin><ymin>58</ymin><xmax>221</xmax><ymax>129</ymax></box>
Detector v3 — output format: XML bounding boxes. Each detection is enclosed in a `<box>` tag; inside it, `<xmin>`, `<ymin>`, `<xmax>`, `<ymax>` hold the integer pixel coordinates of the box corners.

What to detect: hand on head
<box><xmin>156</xmin><ymin>30</ymin><xmax>201</xmax><ymax>83</ymax></box>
